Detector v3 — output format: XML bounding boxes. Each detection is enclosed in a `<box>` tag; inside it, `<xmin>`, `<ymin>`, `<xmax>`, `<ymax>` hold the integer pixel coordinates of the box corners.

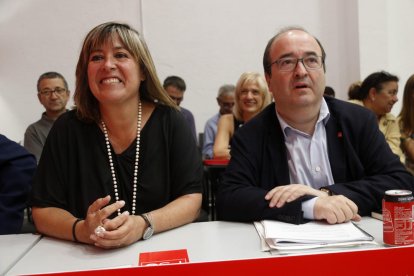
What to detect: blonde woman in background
<box><xmin>213</xmin><ymin>72</ymin><xmax>271</xmax><ymax>159</ymax></box>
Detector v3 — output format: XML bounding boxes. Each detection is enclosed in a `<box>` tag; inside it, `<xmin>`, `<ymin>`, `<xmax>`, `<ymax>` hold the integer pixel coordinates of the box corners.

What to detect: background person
<box><xmin>398</xmin><ymin>74</ymin><xmax>414</xmax><ymax>174</ymax></box>
<box><xmin>30</xmin><ymin>22</ymin><xmax>202</xmax><ymax>249</ymax></box>
<box><xmin>323</xmin><ymin>86</ymin><xmax>335</xmax><ymax>97</ymax></box>
<box><xmin>24</xmin><ymin>72</ymin><xmax>70</xmax><ymax>162</ymax></box>
<box><xmin>202</xmin><ymin>84</ymin><xmax>235</xmax><ymax>159</ymax></box>
<box><xmin>163</xmin><ymin>75</ymin><xmax>197</xmax><ymax>141</ymax></box>
<box><xmin>349</xmin><ymin>71</ymin><xmax>404</xmax><ymax>163</ymax></box>
<box><xmin>347</xmin><ymin>80</ymin><xmax>362</xmax><ymax>100</ymax></box>
<box><xmin>213</xmin><ymin>72</ymin><xmax>271</xmax><ymax>159</ymax></box>
<box><xmin>217</xmin><ymin>27</ymin><xmax>414</xmax><ymax>225</ymax></box>
<box><xmin>0</xmin><ymin>134</ymin><xmax>36</xmax><ymax>234</ymax></box>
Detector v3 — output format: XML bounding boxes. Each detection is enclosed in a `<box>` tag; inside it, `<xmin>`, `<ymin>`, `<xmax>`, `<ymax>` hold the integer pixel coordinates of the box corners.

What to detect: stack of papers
<box><xmin>254</xmin><ymin>220</ymin><xmax>377</xmax><ymax>252</ymax></box>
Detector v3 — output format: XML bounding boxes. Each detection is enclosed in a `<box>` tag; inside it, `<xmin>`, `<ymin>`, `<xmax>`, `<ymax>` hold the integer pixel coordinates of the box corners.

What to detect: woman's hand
<box><xmin>79</xmin><ymin>195</ymin><xmax>145</xmax><ymax>248</ymax></box>
<box><xmin>90</xmin><ymin>213</ymin><xmax>147</xmax><ymax>249</ymax></box>
<box><xmin>77</xmin><ymin>195</ymin><xmax>136</xmax><ymax>248</ymax></box>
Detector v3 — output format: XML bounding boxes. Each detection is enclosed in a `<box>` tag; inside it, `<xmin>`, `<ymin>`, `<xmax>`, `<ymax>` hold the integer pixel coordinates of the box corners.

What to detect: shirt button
<box><xmin>315</xmin><ymin>166</ymin><xmax>321</xmax><ymax>172</ymax></box>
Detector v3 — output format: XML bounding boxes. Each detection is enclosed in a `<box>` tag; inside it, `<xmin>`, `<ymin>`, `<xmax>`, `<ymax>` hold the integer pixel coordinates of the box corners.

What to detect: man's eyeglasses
<box><xmin>39</xmin><ymin>87</ymin><xmax>67</xmax><ymax>96</ymax></box>
<box><xmin>220</xmin><ymin>102</ymin><xmax>234</xmax><ymax>108</ymax></box>
<box><xmin>270</xmin><ymin>55</ymin><xmax>324</xmax><ymax>72</ymax></box>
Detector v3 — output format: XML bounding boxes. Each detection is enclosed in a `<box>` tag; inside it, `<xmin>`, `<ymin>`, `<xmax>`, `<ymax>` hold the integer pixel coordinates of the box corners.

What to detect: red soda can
<box><xmin>382</xmin><ymin>190</ymin><xmax>414</xmax><ymax>246</ymax></box>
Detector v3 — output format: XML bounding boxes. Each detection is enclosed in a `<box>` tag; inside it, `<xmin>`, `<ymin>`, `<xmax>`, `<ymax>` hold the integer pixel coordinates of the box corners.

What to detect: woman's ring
<box><xmin>94</xmin><ymin>225</ymin><xmax>106</xmax><ymax>236</ymax></box>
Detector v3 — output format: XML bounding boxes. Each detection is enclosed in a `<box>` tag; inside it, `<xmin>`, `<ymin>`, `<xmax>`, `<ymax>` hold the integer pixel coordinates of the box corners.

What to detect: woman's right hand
<box><xmin>77</xmin><ymin>195</ymin><xmax>125</xmax><ymax>244</ymax></box>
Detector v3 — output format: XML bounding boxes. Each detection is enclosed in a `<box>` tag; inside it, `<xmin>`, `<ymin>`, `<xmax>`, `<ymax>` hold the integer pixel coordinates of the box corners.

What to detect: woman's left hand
<box><xmin>90</xmin><ymin>212</ymin><xmax>145</xmax><ymax>249</ymax></box>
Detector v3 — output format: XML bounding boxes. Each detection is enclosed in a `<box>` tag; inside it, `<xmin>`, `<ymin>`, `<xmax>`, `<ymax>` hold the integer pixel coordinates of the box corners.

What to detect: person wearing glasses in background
<box><xmin>163</xmin><ymin>76</ymin><xmax>197</xmax><ymax>141</ymax></box>
<box><xmin>24</xmin><ymin>72</ymin><xmax>70</xmax><ymax>162</ymax></box>
<box><xmin>202</xmin><ymin>84</ymin><xmax>235</xmax><ymax>159</ymax></box>
<box><xmin>217</xmin><ymin>26</ymin><xmax>414</xmax><ymax>225</ymax></box>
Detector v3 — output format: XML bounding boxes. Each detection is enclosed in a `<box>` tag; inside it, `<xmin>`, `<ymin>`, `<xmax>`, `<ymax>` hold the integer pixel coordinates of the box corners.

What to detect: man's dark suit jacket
<box><xmin>0</xmin><ymin>134</ymin><xmax>36</xmax><ymax>234</ymax></box>
<box><xmin>216</xmin><ymin>97</ymin><xmax>414</xmax><ymax>224</ymax></box>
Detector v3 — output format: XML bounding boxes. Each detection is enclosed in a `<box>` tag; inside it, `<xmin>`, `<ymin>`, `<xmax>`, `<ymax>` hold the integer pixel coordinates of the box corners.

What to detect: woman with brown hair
<box><xmin>30</xmin><ymin>22</ymin><xmax>202</xmax><ymax>248</ymax></box>
<box><xmin>398</xmin><ymin>74</ymin><xmax>414</xmax><ymax>174</ymax></box>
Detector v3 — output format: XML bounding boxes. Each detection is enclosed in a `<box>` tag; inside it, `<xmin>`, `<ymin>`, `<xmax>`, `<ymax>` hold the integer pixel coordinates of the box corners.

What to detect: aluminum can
<box><xmin>382</xmin><ymin>190</ymin><xmax>414</xmax><ymax>246</ymax></box>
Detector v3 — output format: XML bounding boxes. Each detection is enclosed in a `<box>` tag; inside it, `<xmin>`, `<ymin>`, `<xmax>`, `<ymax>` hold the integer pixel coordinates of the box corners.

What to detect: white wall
<box><xmin>143</xmin><ymin>0</ymin><xmax>359</xmax><ymax>137</ymax></box>
<box><xmin>0</xmin><ymin>0</ymin><xmax>142</xmax><ymax>142</ymax></box>
<box><xmin>1</xmin><ymin>0</ymin><xmax>412</xmax><ymax>143</ymax></box>
<box><xmin>358</xmin><ymin>0</ymin><xmax>414</xmax><ymax>117</ymax></box>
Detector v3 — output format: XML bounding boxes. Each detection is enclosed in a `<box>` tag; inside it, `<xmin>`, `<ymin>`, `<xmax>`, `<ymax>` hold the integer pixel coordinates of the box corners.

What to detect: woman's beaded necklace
<box><xmin>101</xmin><ymin>101</ymin><xmax>142</xmax><ymax>216</ymax></box>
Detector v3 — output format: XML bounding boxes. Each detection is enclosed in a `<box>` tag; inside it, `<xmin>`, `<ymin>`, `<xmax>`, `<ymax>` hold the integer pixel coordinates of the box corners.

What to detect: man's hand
<box><xmin>314</xmin><ymin>195</ymin><xmax>361</xmax><ymax>224</ymax></box>
<box><xmin>265</xmin><ymin>184</ymin><xmax>328</xmax><ymax>208</ymax></box>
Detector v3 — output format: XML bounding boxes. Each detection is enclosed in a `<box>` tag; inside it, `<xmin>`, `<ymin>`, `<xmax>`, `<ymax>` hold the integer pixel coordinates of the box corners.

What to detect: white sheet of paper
<box><xmin>262</xmin><ymin>220</ymin><xmax>373</xmax><ymax>243</ymax></box>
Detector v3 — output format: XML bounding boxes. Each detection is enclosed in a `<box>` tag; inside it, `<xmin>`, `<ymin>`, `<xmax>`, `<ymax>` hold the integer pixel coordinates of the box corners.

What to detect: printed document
<box><xmin>254</xmin><ymin>220</ymin><xmax>376</xmax><ymax>251</ymax></box>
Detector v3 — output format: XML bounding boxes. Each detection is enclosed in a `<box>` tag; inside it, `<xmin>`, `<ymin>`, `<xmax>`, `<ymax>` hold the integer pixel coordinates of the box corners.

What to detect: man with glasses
<box><xmin>163</xmin><ymin>75</ymin><xmax>197</xmax><ymax>141</ymax></box>
<box><xmin>202</xmin><ymin>84</ymin><xmax>235</xmax><ymax>159</ymax></box>
<box><xmin>24</xmin><ymin>71</ymin><xmax>70</xmax><ymax>162</ymax></box>
<box><xmin>216</xmin><ymin>27</ymin><xmax>413</xmax><ymax>225</ymax></box>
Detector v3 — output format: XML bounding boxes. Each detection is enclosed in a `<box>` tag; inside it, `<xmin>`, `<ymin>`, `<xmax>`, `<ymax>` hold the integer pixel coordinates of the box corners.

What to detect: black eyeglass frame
<box><xmin>270</xmin><ymin>55</ymin><xmax>324</xmax><ymax>72</ymax></box>
<box><xmin>38</xmin><ymin>87</ymin><xmax>67</xmax><ymax>96</ymax></box>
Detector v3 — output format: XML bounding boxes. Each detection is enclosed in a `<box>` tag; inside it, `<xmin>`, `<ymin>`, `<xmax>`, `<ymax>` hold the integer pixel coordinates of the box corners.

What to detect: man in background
<box><xmin>202</xmin><ymin>84</ymin><xmax>235</xmax><ymax>159</ymax></box>
<box><xmin>323</xmin><ymin>86</ymin><xmax>335</xmax><ymax>97</ymax></box>
<box><xmin>24</xmin><ymin>72</ymin><xmax>70</xmax><ymax>162</ymax></box>
<box><xmin>163</xmin><ymin>75</ymin><xmax>196</xmax><ymax>141</ymax></box>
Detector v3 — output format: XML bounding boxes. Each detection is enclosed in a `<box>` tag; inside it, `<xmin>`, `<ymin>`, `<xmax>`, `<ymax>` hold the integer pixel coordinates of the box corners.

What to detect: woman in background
<box><xmin>398</xmin><ymin>74</ymin><xmax>414</xmax><ymax>174</ymax></box>
<box><xmin>349</xmin><ymin>71</ymin><xmax>404</xmax><ymax>163</ymax></box>
<box><xmin>213</xmin><ymin>72</ymin><xmax>271</xmax><ymax>159</ymax></box>
<box><xmin>30</xmin><ymin>22</ymin><xmax>202</xmax><ymax>249</ymax></box>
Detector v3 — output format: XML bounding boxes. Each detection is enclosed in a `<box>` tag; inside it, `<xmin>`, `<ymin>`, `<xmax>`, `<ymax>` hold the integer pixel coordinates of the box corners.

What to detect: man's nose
<box><xmin>49</xmin><ymin>91</ymin><xmax>59</xmax><ymax>98</ymax></box>
<box><xmin>393</xmin><ymin>95</ymin><xmax>398</xmax><ymax>102</ymax></box>
<box><xmin>294</xmin><ymin>60</ymin><xmax>308</xmax><ymax>76</ymax></box>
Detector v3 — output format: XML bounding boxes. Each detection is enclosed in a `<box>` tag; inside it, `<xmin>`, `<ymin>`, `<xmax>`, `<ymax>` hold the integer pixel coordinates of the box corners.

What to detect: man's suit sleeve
<box><xmin>0</xmin><ymin>135</ymin><xmax>37</xmax><ymax>234</ymax></box>
<box><xmin>216</xmin><ymin>111</ymin><xmax>306</xmax><ymax>224</ymax></box>
<box><xmin>327</xmin><ymin>104</ymin><xmax>414</xmax><ymax>215</ymax></box>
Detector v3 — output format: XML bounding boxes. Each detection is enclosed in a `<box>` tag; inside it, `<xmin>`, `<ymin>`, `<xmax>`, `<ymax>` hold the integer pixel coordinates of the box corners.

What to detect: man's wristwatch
<box><xmin>140</xmin><ymin>213</ymin><xmax>154</xmax><ymax>240</ymax></box>
<box><xmin>320</xmin><ymin>188</ymin><xmax>332</xmax><ymax>196</ymax></box>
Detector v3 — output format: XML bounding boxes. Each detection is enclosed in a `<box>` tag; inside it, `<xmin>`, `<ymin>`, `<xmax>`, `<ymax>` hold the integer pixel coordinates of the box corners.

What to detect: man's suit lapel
<box><xmin>267</xmin><ymin>107</ymin><xmax>290</xmax><ymax>184</ymax></box>
<box><xmin>325</xmin><ymin>110</ymin><xmax>347</xmax><ymax>183</ymax></box>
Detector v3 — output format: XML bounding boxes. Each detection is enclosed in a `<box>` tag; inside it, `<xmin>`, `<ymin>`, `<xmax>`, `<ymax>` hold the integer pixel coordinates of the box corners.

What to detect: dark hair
<box><xmin>163</xmin><ymin>76</ymin><xmax>186</xmax><ymax>92</ymax></box>
<box><xmin>399</xmin><ymin>74</ymin><xmax>414</xmax><ymax>134</ymax></box>
<box><xmin>353</xmin><ymin>71</ymin><xmax>399</xmax><ymax>100</ymax></box>
<box><xmin>263</xmin><ymin>26</ymin><xmax>326</xmax><ymax>77</ymax></box>
<box><xmin>324</xmin><ymin>86</ymin><xmax>335</xmax><ymax>97</ymax></box>
<box><xmin>37</xmin><ymin>71</ymin><xmax>68</xmax><ymax>92</ymax></box>
<box><xmin>348</xmin><ymin>81</ymin><xmax>362</xmax><ymax>100</ymax></box>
